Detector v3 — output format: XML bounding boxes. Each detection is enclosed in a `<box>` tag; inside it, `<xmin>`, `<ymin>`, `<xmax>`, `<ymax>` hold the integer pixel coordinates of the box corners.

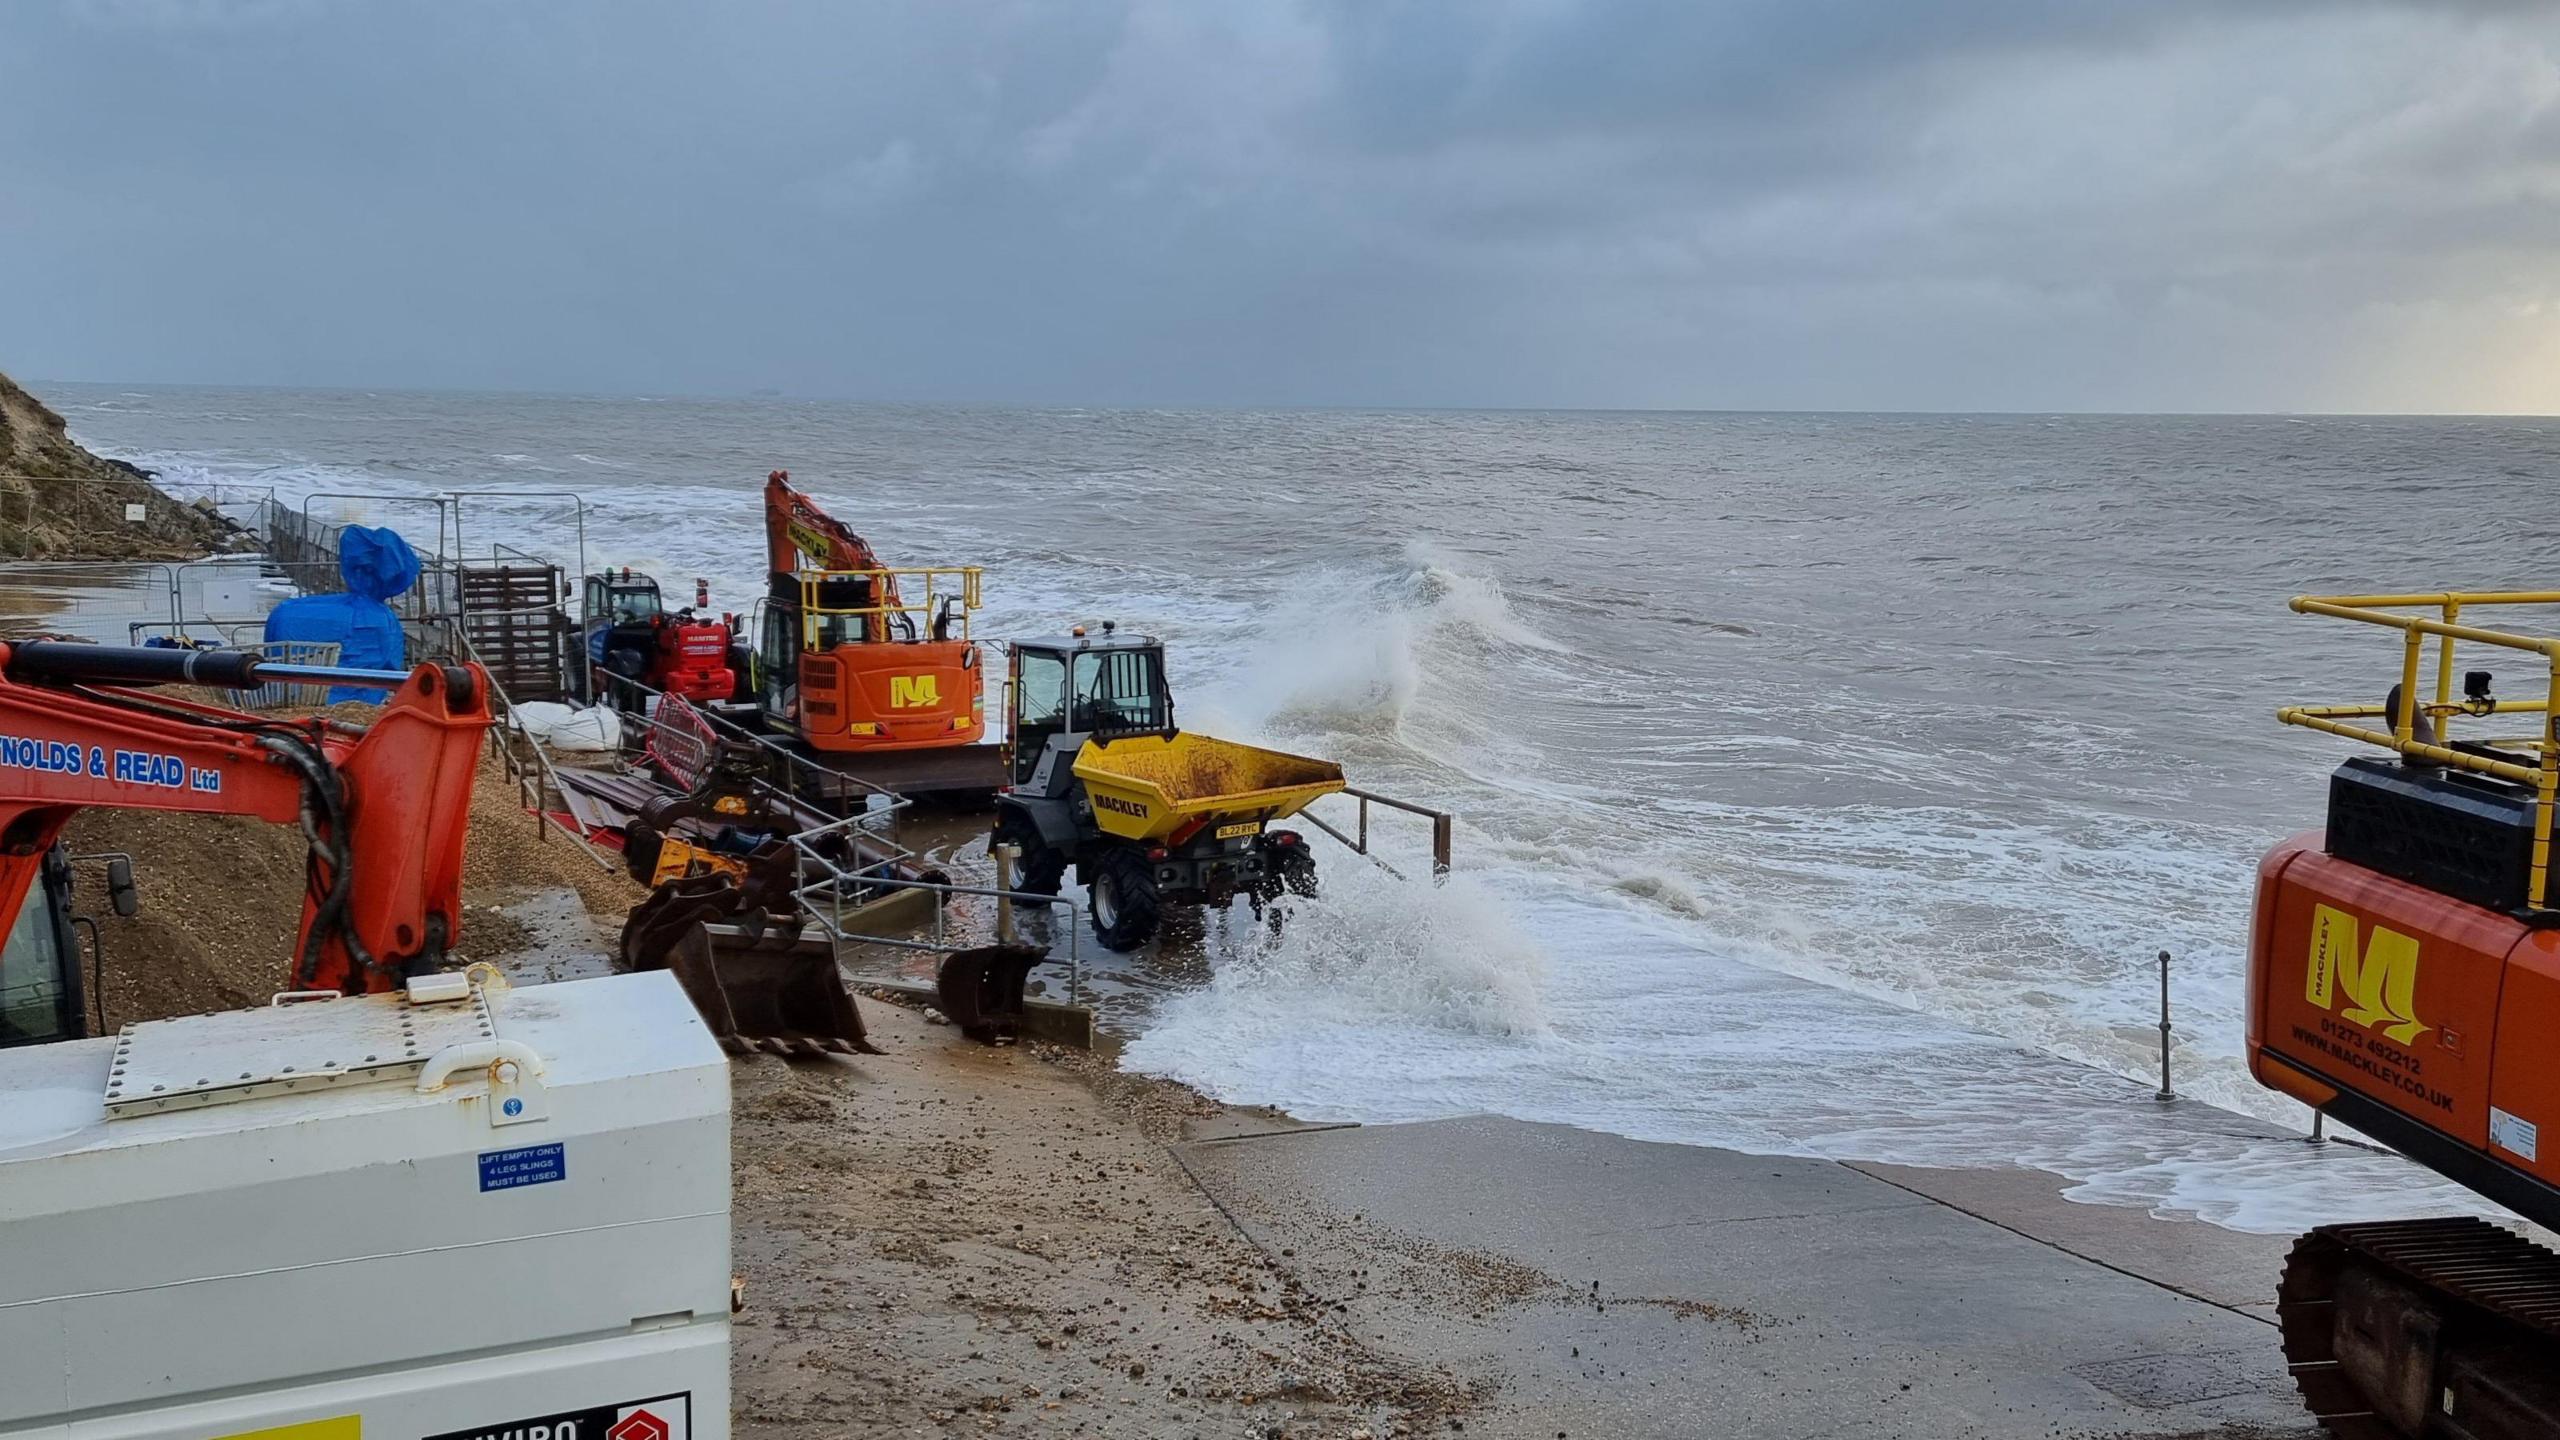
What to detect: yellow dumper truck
<box><xmin>992</xmin><ymin>626</ymin><xmax>1343</xmax><ymax>950</ymax></box>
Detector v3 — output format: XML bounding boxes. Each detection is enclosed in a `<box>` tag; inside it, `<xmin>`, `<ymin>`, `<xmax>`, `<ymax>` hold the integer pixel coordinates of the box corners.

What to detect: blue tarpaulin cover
<box><xmin>263</xmin><ymin>526</ymin><xmax>417</xmax><ymax>701</ymax></box>
<box><xmin>337</xmin><ymin>524</ymin><xmax>421</xmax><ymax>601</ymax></box>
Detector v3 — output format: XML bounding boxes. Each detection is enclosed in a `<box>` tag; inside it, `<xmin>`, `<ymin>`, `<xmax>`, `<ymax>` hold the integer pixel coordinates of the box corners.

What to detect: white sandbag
<box><xmin>508</xmin><ymin>700</ymin><xmax>622</xmax><ymax>752</ymax></box>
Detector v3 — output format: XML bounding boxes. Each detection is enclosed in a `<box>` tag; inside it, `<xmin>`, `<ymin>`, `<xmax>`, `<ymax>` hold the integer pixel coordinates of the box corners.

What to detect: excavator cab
<box><xmin>758</xmin><ymin>569</ymin><xmax>984</xmax><ymax>749</ymax></box>
<box><xmin>0</xmin><ymin>849</ymin><xmax>84</xmax><ymax>1047</ymax></box>
<box><xmin>0</xmin><ymin>846</ymin><xmax>138</xmax><ymax>1048</ymax></box>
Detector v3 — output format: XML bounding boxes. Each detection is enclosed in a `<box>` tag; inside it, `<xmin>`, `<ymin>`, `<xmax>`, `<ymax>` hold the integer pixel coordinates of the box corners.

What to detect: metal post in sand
<box><xmin>993</xmin><ymin>843</ymin><xmax>1018</xmax><ymax>946</ymax></box>
<box><xmin>2155</xmin><ymin>950</ymin><xmax>2176</xmax><ymax>1104</ymax></box>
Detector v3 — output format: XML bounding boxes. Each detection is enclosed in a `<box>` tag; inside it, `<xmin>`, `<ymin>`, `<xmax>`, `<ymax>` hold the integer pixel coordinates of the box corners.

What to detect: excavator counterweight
<box><xmin>2250</xmin><ymin>591</ymin><xmax>2560</xmax><ymax>1439</ymax></box>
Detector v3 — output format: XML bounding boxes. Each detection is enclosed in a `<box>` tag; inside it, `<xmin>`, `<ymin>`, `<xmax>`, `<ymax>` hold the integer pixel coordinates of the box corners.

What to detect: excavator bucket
<box><xmin>934</xmin><ymin>943</ymin><xmax>1048</xmax><ymax>1045</ymax></box>
<box><xmin>617</xmin><ymin>871</ymin><xmax>880</xmax><ymax>1057</ymax></box>
<box><xmin>698</xmin><ymin>935</ymin><xmax>877</xmax><ymax>1056</ymax></box>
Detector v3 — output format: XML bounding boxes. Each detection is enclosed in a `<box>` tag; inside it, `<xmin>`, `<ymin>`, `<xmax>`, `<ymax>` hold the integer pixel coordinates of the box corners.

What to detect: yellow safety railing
<box><xmin>796</xmin><ymin>566</ymin><xmax>984</xmax><ymax>646</ymax></box>
<box><xmin>2278</xmin><ymin>590</ymin><xmax>2560</xmax><ymax>908</ymax></box>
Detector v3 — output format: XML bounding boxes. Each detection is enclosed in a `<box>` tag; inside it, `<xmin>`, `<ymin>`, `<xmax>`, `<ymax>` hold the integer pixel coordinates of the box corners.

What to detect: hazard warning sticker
<box><xmin>2490</xmin><ymin>1106</ymin><xmax>2540</xmax><ymax>1163</ymax></box>
<box><xmin>423</xmin><ymin>1392</ymin><xmax>688</xmax><ymax>1440</ymax></box>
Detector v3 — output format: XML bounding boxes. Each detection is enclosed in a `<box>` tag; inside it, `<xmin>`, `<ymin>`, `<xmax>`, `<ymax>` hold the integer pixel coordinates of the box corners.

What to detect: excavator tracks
<box><xmin>2278</xmin><ymin>1216</ymin><xmax>2560</xmax><ymax>1440</ymax></box>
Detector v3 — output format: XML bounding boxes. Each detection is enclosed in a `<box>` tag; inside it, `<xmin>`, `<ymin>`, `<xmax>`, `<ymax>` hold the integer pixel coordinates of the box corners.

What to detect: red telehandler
<box><xmin>574</xmin><ymin>568</ymin><xmax>746</xmax><ymax>710</ymax></box>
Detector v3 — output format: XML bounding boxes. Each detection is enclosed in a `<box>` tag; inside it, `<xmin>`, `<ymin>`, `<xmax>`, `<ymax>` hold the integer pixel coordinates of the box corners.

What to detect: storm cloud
<box><xmin>5</xmin><ymin>1</ymin><xmax>2557</xmax><ymax>411</ymax></box>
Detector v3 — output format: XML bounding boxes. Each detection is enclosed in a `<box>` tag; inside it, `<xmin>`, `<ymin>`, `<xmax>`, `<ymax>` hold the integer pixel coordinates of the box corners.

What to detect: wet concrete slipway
<box><xmin>1168</xmin><ymin>1100</ymin><xmax>2323</xmax><ymax>1439</ymax></box>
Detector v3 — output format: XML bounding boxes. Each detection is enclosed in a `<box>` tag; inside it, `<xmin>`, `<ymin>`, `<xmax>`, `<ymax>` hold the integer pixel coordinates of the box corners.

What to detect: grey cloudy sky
<box><xmin>5</xmin><ymin>0</ymin><xmax>2557</xmax><ymax>411</ymax></box>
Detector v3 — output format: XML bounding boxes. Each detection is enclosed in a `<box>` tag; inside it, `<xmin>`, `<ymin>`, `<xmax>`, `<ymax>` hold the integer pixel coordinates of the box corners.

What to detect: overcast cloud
<box><xmin>4</xmin><ymin>0</ymin><xmax>2557</xmax><ymax>411</ymax></box>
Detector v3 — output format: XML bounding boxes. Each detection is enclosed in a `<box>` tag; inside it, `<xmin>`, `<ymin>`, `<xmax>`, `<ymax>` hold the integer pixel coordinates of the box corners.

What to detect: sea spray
<box><xmin>1227</xmin><ymin>861</ymin><xmax>1542</xmax><ymax>1035</ymax></box>
<box><xmin>1401</xmin><ymin>538</ymin><xmax>1564</xmax><ymax>654</ymax></box>
<box><xmin>1198</xmin><ymin>567</ymin><xmax>1426</xmax><ymax>739</ymax></box>
<box><xmin>1606</xmin><ymin>865</ymin><xmax>1712</xmax><ymax>920</ymax></box>
<box><xmin>1122</xmin><ymin>861</ymin><xmax>1550</xmax><ymax>1104</ymax></box>
<box><xmin>1188</xmin><ymin>546</ymin><xmax>1566</xmax><ymax>792</ymax></box>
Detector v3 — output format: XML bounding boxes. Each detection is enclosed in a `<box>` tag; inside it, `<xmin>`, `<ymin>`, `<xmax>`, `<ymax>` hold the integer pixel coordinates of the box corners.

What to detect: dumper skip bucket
<box><xmin>1071</xmin><ymin>733</ymin><xmax>1344</xmax><ymax>842</ymax></box>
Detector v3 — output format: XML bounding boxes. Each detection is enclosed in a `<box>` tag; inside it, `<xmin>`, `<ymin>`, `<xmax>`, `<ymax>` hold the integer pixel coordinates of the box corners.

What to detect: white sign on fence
<box><xmin>124</xmin><ymin>503</ymin><xmax>147</xmax><ymax>523</ymax></box>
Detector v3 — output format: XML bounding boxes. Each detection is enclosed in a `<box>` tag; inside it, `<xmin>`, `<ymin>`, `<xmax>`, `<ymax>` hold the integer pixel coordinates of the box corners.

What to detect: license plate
<box><xmin>1216</xmin><ymin>821</ymin><xmax>1262</xmax><ymax>840</ymax></box>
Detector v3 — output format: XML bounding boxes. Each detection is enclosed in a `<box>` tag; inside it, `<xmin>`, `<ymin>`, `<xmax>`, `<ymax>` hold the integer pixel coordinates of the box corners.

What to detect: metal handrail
<box><xmin>795</xmin><ymin>566</ymin><xmax>983</xmax><ymax>645</ymax></box>
<box><xmin>298</xmin><ymin>491</ymin><xmax>456</xmax><ymax>553</ymax></box>
<box><xmin>453</xmin><ymin>629</ymin><xmax>620</xmax><ymax>873</ymax></box>
<box><xmin>487</xmin><ymin>541</ymin><xmax>559</xmax><ymax>572</ymax></box>
<box><xmin>127</xmin><ymin>617</ymin><xmax>271</xmax><ymax>647</ymax></box>
<box><xmin>785</xmin><ymin>810</ymin><xmax>1084</xmax><ymax>1007</ymax></box>
<box><xmin>1298</xmin><ymin>784</ymin><xmax>1455</xmax><ymax>878</ymax></box>
<box><xmin>443</xmin><ymin>489</ymin><xmax>590</xmax><ymax>597</ymax></box>
<box><xmin>0</xmin><ymin>560</ymin><xmax>183</xmax><ymax>637</ymax></box>
<box><xmin>168</xmin><ymin>555</ymin><xmax>304</xmax><ymax>633</ymax></box>
<box><xmin>598</xmin><ymin>669</ymin><xmax>928</xmax><ymax>885</ymax></box>
<box><xmin>603</xmin><ymin>666</ymin><xmax>905</xmax><ymax>802</ymax></box>
<box><xmin>2279</xmin><ymin>590</ymin><xmax>2560</xmax><ymax>907</ymax></box>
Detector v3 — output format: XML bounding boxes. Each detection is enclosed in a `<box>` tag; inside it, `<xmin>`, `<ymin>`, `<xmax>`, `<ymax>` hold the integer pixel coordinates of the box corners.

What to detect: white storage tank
<box><xmin>0</xmin><ymin>970</ymin><xmax>731</xmax><ymax>1440</ymax></box>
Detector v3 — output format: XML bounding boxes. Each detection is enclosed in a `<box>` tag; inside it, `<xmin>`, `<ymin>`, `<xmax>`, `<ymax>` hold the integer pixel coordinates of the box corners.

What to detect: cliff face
<box><xmin>0</xmin><ymin>371</ymin><xmax>237</xmax><ymax>559</ymax></box>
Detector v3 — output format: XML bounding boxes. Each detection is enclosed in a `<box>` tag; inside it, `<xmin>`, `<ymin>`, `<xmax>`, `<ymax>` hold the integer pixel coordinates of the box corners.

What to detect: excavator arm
<box><xmin>765</xmin><ymin>468</ymin><xmax>887</xmax><ymax>576</ymax></box>
<box><xmin>0</xmin><ymin>643</ymin><xmax>491</xmax><ymax>995</ymax></box>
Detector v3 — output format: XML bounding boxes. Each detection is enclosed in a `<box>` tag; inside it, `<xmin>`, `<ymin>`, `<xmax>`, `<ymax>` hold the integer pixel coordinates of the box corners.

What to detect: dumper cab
<box><xmin>996</xmin><ymin>627</ymin><xmax>1342</xmax><ymax>951</ymax></box>
<box><xmin>1005</xmin><ymin>628</ymin><xmax>1173</xmax><ymax>788</ymax></box>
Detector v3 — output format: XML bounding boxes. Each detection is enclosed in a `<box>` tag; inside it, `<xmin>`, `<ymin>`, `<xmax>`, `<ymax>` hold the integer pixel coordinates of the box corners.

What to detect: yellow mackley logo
<box><xmin>887</xmin><ymin>674</ymin><xmax>941</xmax><ymax>709</ymax></box>
<box><xmin>787</xmin><ymin>518</ymin><xmax>836</xmax><ymax>566</ymax></box>
<box><xmin>2305</xmin><ymin>903</ymin><xmax>2430</xmax><ymax>1045</ymax></box>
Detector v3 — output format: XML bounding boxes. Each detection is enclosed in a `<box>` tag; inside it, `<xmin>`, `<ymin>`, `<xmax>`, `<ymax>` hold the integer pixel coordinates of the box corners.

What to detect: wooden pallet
<box><xmin>459</xmin><ymin>562</ymin><xmax>569</xmax><ymax>701</ymax></box>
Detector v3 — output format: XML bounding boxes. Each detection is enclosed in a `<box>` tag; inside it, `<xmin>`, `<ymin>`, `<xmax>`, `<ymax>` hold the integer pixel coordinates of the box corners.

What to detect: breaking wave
<box><xmin>1197</xmin><ymin>544</ymin><xmax>1561</xmax><ymax>771</ymax></box>
<box><xmin>1606</xmin><ymin>866</ymin><xmax>1712</xmax><ymax>920</ymax></box>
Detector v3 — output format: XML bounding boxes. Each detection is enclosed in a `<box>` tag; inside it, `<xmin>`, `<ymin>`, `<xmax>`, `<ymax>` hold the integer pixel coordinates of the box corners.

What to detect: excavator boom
<box><xmin>0</xmin><ymin>642</ymin><xmax>490</xmax><ymax>995</ymax></box>
<box><xmin>766</xmin><ymin>468</ymin><xmax>887</xmax><ymax>580</ymax></box>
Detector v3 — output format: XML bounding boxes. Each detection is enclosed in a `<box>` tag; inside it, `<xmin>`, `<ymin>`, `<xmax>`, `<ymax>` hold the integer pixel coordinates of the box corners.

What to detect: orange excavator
<box><xmin>753</xmin><ymin>469</ymin><xmax>984</xmax><ymax>752</ymax></box>
<box><xmin>0</xmin><ymin>641</ymin><xmax>487</xmax><ymax>1038</ymax></box>
<box><xmin>2249</xmin><ymin>590</ymin><xmax>2560</xmax><ymax>1439</ymax></box>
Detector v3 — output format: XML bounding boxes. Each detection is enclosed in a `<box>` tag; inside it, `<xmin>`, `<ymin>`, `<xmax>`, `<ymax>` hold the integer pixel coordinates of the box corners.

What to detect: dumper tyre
<box><xmin>1088</xmin><ymin>845</ymin><xmax>1161</xmax><ymax>952</ymax></box>
<box><xmin>993</xmin><ymin>812</ymin><xmax>1064</xmax><ymax>896</ymax></box>
<box><xmin>1017</xmin><ymin>844</ymin><xmax>1067</xmax><ymax>898</ymax></box>
<box><xmin>1272</xmin><ymin>842</ymin><xmax>1319</xmax><ymax>899</ymax></box>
